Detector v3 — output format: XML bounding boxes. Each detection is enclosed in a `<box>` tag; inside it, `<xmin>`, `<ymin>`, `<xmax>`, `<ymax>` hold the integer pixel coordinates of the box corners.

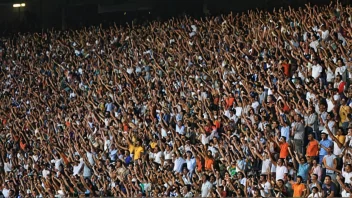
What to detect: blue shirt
<box><xmin>125</xmin><ymin>155</ymin><xmax>132</xmax><ymax>165</ymax></box>
<box><xmin>297</xmin><ymin>163</ymin><xmax>310</xmax><ymax>181</ymax></box>
<box><xmin>163</xmin><ymin>114</ymin><xmax>171</xmax><ymax>124</ymax></box>
<box><xmin>319</xmin><ymin>139</ymin><xmax>333</xmax><ymax>155</ymax></box>
<box><xmin>280</xmin><ymin>126</ymin><xmax>290</xmax><ymax>142</ymax></box>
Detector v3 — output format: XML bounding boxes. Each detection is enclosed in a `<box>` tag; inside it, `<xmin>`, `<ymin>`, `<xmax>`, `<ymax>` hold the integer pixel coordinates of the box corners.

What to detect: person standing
<box><xmin>292</xmin><ymin>114</ymin><xmax>305</xmax><ymax>155</ymax></box>
<box><xmin>275</xmin><ymin>136</ymin><xmax>290</xmax><ymax>160</ymax></box>
<box><xmin>294</xmin><ymin>153</ymin><xmax>310</xmax><ymax>182</ymax></box>
<box><xmin>322</xmin><ymin>146</ymin><xmax>337</xmax><ymax>181</ymax></box>
<box><xmin>304</xmin><ymin>106</ymin><xmax>319</xmax><ymax>138</ymax></box>
<box><xmin>201</xmin><ymin>174</ymin><xmax>213</xmax><ymax>197</ymax></box>
<box><xmin>318</xmin><ymin>132</ymin><xmax>333</xmax><ymax>164</ymax></box>
<box><xmin>306</xmin><ymin>133</ymin><xmax>319</xmax><ymax>161</ymax></box>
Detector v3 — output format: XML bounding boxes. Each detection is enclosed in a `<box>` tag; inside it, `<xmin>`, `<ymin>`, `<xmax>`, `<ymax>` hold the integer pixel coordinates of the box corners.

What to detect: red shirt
<box><xmin>282</xmin><ymin>63</ymin><xmax>290</xmax><ymax>77</ymax></box>
<box><xmin>338</xmin><ymin>81</ymin><xmax>346</xmax><ymax>93</ymax></box>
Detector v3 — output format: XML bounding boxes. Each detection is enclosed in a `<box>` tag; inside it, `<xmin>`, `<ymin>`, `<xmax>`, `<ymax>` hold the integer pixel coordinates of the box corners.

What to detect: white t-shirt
<box><xmin>173</xmin><ymin>157</ymin><xmax>186</xmax><ymax>173</ymax></box>
<box><xmin>333</xmin><ymin>141</ymin><xmax>343</xmax><ymax>156</ymax></box>
<box><xmin>342</xmin><ymin>190</ymin><xmax>350</xmax><ymax>197</ymax></box>
<box><xmin>326</xmin><ymin>67</ymin><xmax>335</xmax><ymax>82</ymax></box>
<box><xmin>260</xmin><ymin>181</ymin><xmax>272</xmax><ymax>197</ymax></box>
<box><xmin>73</xmin><ymin>160</ymin><xmax>84</xmax><ymax>175</ymax></box>
<box><xmin>161</xmin><ymin>127</ymin><xmax>168</xmax><ymax>137</ymax></box>
<box><xmin>4</xmin><ymin>162</ymin><xmax>12</xmax><ymax>172</ymax></box>
<box><xmin>201</xmin><ymin>134</ymin><xmax>210</xmax><ymax>145</ymax></box>
<box><xmin>342</xmin><ymin>171</ymin><xmax>352</xmax><ymax>184</ymax></box>
<box><xmin>32</xmin><ymin>155</ymin><xmax>39</xmax><ymax>162</ymax></box>
<box><xmin>240</xmin><ymin>177</ymin><xmax>247</xmax><ymax>186</ymax></box>
<box><xmin>251</xmin><ymin>101</ymin><xmax>260</xmax><ymax>113</ymax></box>
<box><xmin>176</xmin><ymin>125</ymin><xmax>185</xmax><ymax>135</ymax></box>
<box><xmin>153</xmin><ymin>151</ymin><xmax>163</xmax><ymax>164</ymax></box>
<box><xmin>54</xmin><ymin>159</ymin><xmax>62</xmax><ymax>171</ymax></box>
<box><xmin>308</xmin><ymin>192</ymin><xmax>323</xmax><ymax>198</ymax></box>
<box><xmin>335</xmin><ymin>66</ymin><xmax>347</xmax><ymax>76</ymax></box>
<box><xmin>309</xmin><ymin>40</ymin><xmax>319</xmax><ymax>52</ymax></box>
<box><xmin>321</xmin><ymin>30</ymin><xmax>330</xmax><ymax>40</ymax></box>
<box><xmin>311</xmin><ymin>64</ymin><xmax>322</xmax><ymax>79</ymax></box>
<box><xmin>261</xmin><ymin>158</ymin><xmax>271</xmax><ymax>174</ymax></box>
<box><xmin>164</xmin><ymin>150</ymin><xmax>173</xmax><ymax>160</ymax></box>
<box><xmin>235</xmin><ymin>107</ymin><xmax>242</xmax><ymax>117</ymax></box>
<box><xmin>126</xmin><ymin>67</ymin><xmax>133</xmax><ymax>74</ymax></box>
<box><xmin>276</xmin><ymin>165</ymin><xmax>288</xmax><ymax>181</ymax></box>
<box><xmin>224</xmin><ymin>111</ymin><xmax>238</xmax><ymax>123</ymax></box>
<box><xmin>2</xmin><ymin>188</ymin><xmax>10</xmax><ymax>198</ymax></box>
<box><xmin>83</xmin><ymin>163</ymin><xmax>92</xmax><ymax>177</ymax></box>
<box><xmin>86</xmin><ymin>152</ymin><xmax>95</xmax><ymax>166</ymax></box>
<box><xmin>42</xmin><ymin>169</ymin><xmax>50</xmax><ymax>178</ymax></box>
<box><xmin>306</xmin><ymin>92</ymin><xmax>316</xmax><ymax>104</ymax></box>
<box><xmin>201</xmin><ymin>181</ymin><xmax>213</xmax><ymax>197</ymax></box>
<box><xmin>326</xmin><ymin>99</ymin><xmax>334</xmax><ymax>112</ymax></box>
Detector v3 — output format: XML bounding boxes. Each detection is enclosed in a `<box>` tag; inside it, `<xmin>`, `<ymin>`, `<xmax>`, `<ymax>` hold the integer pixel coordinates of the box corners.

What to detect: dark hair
<box><xmin>312</xmin><ymin>174</ymin><xmax>318</xmax><ymax>178</ymax></box>
<box><xmin>297</xmin><ymin>175</ymin><xmax>303</xmax><ymax>181</ymax></box>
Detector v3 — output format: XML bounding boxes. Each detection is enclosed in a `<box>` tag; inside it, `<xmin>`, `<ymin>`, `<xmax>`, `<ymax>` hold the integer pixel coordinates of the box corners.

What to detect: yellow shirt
<box><xmin>128</xmin><ymin>144</ymin><xmax>144</xmax><ymax>160</ymax></box>
<box><xmin>150</xmin><ymin>142</ymin><xmax>157</xmax><ymax>149</ymax></box>
<box><xmin>335</xmin><ymin>135</ymin><xmax>345</xmax><ymax>144</ymax></box>
<box><xmin>133</xmin><ymin>146</ymin><xmax>144</xmax><ymax>160</ymax></box>
<box><xmin>339</xmin><ymin>105</ymin><xmax>351</xmax><ymax>123</ymax></box>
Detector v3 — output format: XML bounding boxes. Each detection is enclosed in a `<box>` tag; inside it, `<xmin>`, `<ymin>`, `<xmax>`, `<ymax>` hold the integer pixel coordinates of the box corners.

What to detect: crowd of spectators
<box><xmin>0</xmin><ymin>1</ymin><xmax>351</xmax><ymax>197</ymax></box>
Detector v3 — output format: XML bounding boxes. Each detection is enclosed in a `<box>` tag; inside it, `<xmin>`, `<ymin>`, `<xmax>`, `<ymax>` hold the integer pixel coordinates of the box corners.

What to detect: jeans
<box><xmin>319</xmin><ymin>155</ymin><xmax>325</xmax><ymax>165</ymax></box>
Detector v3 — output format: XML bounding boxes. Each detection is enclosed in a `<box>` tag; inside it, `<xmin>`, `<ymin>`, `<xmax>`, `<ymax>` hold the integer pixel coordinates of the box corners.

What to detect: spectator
<box><xmin>319</xmin><ymin>131</ymin><xmax>333</xmax><ymax>164</ymax></box>
<box><xmin>306</xmin><ymin>133</ymin><xmax>319</xmax><ymax>161</ymax></box>
<box><xmin>0</xmin><ymin>2</ymin><xmax>351</xmax><ymax>197</ymax></box>
<box><xmin>322</xmin><ymin>175</ymin><xmax>338</xmax><ymax>198</ymax></box>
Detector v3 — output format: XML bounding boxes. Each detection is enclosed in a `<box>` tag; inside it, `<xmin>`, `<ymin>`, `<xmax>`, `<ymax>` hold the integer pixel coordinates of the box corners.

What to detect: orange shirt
<box><xmin>306</xmin><ymin>140</ymin><xmax>319</xmax><ymax>157</ymax></box>
<box><xmin>205</xmin><ymin>157</ymin><xmax>214</xmax><ymax>171</ymax></box>
<box><xmin>225</xmin><ymin>97</ymin><xmax>235</xmax><ymax>109</ymax></box>
<box><xmin>20</xmin><ymin>141</ymin><xmax>26</xmax><ymax>150</ymax></box>
<box><xmin>292</xmin><ymin>183</ymin><xmax>306</xmax><ymax>197</ymax></box>
<box><xmin>123</xmin><ymin>123</ymin><xmax>129</xmax><ymax>132</ymax></box>
<box><xmin>279</xmin><ymin>142</ymin><xmax>289</xmax><ymax>159</ymax></box>
<box><xmin>214</xmin><ymin>120</ymin><xmax>221</xmax><ymax>129</ymax></box>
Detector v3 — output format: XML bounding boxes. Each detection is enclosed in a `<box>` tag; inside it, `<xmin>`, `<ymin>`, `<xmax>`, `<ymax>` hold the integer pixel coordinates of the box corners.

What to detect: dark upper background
<box><xmin>0</xmin><ymin>0</ymin><xmax>346</xmax><ymax>35</ymax></box>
